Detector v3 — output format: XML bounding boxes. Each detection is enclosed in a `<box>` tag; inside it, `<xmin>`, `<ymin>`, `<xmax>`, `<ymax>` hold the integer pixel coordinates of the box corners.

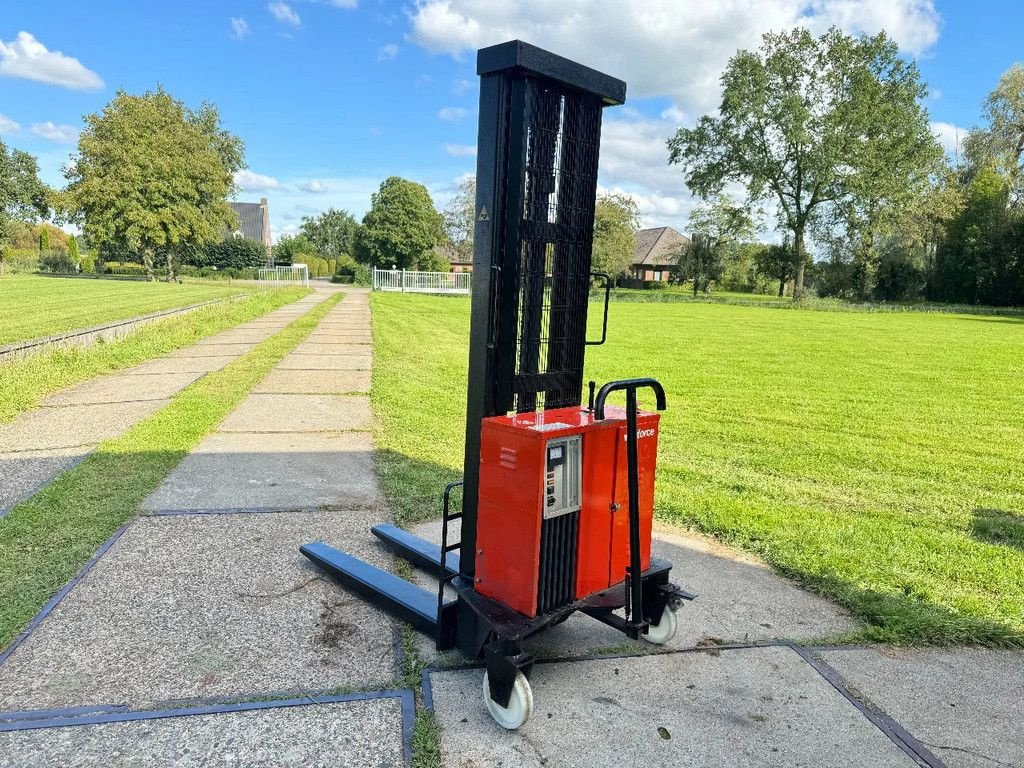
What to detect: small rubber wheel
<box><xmin>482</xmin><ymin>670</ymin><xmax>534</xmax><ymax>730</ymax></box>
<box><xmin>643</xmin><ymin>606</ymin><xmax>678</xmax><ymax>645</ymax></box>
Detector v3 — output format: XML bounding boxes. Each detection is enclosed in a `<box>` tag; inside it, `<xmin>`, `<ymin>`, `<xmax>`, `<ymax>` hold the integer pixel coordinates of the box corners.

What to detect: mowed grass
<box><xmin>371</xmin><ymin>293</ymin><xmax>1024</xmax><ymax>647</ymax></box>
<box><xmin>0</xmin><ymin>274</ymin><xmax>247</xmax><ymax>346</ymax></box>
<box><xmin>0</xmin><ymin>293</ymin><xmax>342</xmax><ymax>648</ymax></box>
<box><xmin>0</xmin><ymin>287</ymin><xmax>310</xmax><ymax>423</ymax></box>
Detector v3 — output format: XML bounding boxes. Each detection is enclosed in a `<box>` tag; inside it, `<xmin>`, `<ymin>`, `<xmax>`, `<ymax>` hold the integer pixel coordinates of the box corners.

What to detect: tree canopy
<box><xmin>0</xmin><ymin>139</ymin><xmax>50</xmax><ymax>250</ymax></box>
<box><xmin>356</xmin><ymin>176</ymin><xmax>445</xmax><ymax>269</ymax></box>
<box><xmin>442</xmin><ymin>175</ymin><xmax>476</xmax><ymax>264</ymax></box>
<box><xmin>675</xmin><ymin>195</ymin><xmax>757</xmax><ymax>294</ymax></box>
<box><xmin>63</xmin><ymin>86</ymin><xmax>242</xmax><ymax>280</ymax></box>
<box><xmin>591</xmin><ymin>193</ymin><xmax>640</xmax><ymax>281</ymax></box>
<box><xmin>300</xmin><ymin>208</ymin><xmax>360</xmax><ymax>258</ymax></box>
<box><xmin>668</xmin><ymin>27</ymin><xmax>941</xmax><ymax>297</ymax></box>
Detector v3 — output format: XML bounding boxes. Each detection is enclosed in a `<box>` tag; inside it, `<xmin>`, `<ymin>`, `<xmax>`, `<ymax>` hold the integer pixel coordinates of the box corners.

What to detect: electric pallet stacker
<box><xmin>301</xmin><ymin>39</ymin><xmax>694</xmax><ymax>730</ymax></box>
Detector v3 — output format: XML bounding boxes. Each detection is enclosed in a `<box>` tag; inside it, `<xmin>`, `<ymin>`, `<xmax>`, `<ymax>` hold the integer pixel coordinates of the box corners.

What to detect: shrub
<box><xmin>79</xmin><ymin>250</ymin><xmax>97</xmax><ymax>274</ymax></box>
<box><xmin>0</xmin><ymin>248</ymin><xmax>40</xmax><ymax>273</ymax></box>
<box><xmin>68</xmin><ymin>235</ymin><xmax>80</xmax><ymax>262</ymax></box>
<box><xmin>331</xmin><ymin>274</ymin><xmax>355</xmax><ymax>284</ymax></box>
<box><xmin>184</xmin><ymin>238</ymin><xmax>267</xmax><ymax>270</ymax></box>
<box><xmin>40</xmin><ymin>250</ymin><xmax>78</xmax><ymax>274</ymax></box>
<box><xmin>327</xmin><ymin>258</ymin><xmax>337</xmax><ymax>276</ymax></box>
<box><xmin>352</xmin><ymin>263</ymin><xmax>371</xmax><ymax>286</ymax></box>
<box><xmin>316</xmin><ymin>257</ymin><xmax>330</xmax><ymax>278</ymax></box>
<box><xmin>103</xmin><ymin>261</ymin><xmax>147</xmax><ymax>275</ymax></box>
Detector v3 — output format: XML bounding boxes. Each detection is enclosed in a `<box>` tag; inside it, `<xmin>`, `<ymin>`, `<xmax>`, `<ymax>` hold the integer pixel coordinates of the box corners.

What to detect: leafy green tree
<box><xmin>63</xmin><ymin>87</ymin><xmax>241</xmax><ymax>281</ymax></box>
<box><xmin>356</xmin><ymin>176</ymin><xmax>445</xmax><ymax>269</ymax></box>
<box><xmin>300</xmin><ymin>208</ymin><xmax>360</xmax><ymax>258</ymax></box>
<box><xmin>592</xmin><ymin>193</ymin><xmax>640</xmax><ymax>283</ymax></box>
<box><xmin>963</xmin><ymin>64</ymin><xmax>1024</xmax><ymax>202</ymax></box>
<box><xmin>272</xmin><ymin>233</ymin><xmax>318</xmax><ymax>266</ymax></box>
<box><xmin>442</xmin><ymin>176</ymin><xmax>476</xmax><ymax>263</ymax></box>
<box><xmin>0</xmin><ymin>139</ymin><xmax>50</xmax><ymax>253</ymax></box>
<box><xmin>38</xmin><ymin>227</ymin><xmax>50</xmax><ymax>253</ymax></box>
<box><xmin>68</xmin><ymin>234</ymin><xmax>79</xmax><ymax>264</ymax></box>
<box><xmin>755</xmin><ymin>241</ymin><xmax>800</xmax><ymax>297</ymax></box>
<box><xmin>668</xmin><ymin>27</ymin><xmax>939</xmax><ymax>297</ymax></box>
<box><xmin>679</xmin><ymin>195</ymin><xmax>757</xmax><ymax>294</ymax></box>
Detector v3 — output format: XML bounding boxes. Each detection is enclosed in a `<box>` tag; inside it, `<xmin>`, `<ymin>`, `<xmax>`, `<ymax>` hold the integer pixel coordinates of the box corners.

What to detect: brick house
<box><xmin>228</xmin><ymin>198</ymin><xmax>273</xmax><ymax>259</ymax></box>
<box><xmin>630</xmin><ymin>226</ymin><xmax>689</xmax><ymax>281</ymax></box>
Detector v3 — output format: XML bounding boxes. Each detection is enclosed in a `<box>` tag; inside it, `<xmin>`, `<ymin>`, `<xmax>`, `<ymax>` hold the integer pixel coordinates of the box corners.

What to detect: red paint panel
<box><xmin>610</xmin><ymin>414</ymin><xmax>660</xmax><ymax>583</ymax></box>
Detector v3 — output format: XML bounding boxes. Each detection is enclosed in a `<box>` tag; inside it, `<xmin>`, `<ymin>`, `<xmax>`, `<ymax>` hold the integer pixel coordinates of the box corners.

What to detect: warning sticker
<box><xmin>530</xmin><ymin>422</ymin><xmax>571</xmax><ymax>432</ymax></box>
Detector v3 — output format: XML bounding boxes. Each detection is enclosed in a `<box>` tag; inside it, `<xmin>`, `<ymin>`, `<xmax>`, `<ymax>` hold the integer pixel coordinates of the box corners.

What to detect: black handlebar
<box><xmin>594</xmin><ymin>378</ymin><xmax>667</xmax><ymax>420</ymax></box>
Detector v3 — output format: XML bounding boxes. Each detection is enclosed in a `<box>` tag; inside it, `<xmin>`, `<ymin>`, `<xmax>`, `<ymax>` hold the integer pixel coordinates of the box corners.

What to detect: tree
<box><xmin>39</xmin><ymin>227</ymin><xmax>50</xmax><ymax>253</ymax></box>
<box><xmin>300</xmin><ymin>208</ymin><xmax>360</xmax><ymax>258</ymax></box>
<box><xmin>442</xmin><ymin>176</ymin><xmax>476</xmax><ymax>263</ymax></box>
<box><xmin>592</xmin><ymin>193</ymin><xmax>640</xmax><ymax>282</ymax></box>
<box><xmin>0</xmin><ymin>139</ymin><xmax>50</xmax><ymax>253</ymax></box>
<box><xmin>272</xmin><ymin>233</ymin><xmax>318</xmax><ymax>266</ymax></box>
<box><xmin>68</xmin><ymin>234</ymin><xmax>79</xmax><ymax>264</ymax></box>
<box><xmin>63</xmin><ymin>87</ymin><xmax>241</xmax><ymax>281</ymax></box>
<box><xmin>964</xmin><ymin>64</ymin><xmax>1024</xmax><ymax>202</ymax></box>
<box><xmin>755</xmin><ymin>241</ymin><xmax>800</xmax><ymax>297</ymax></box>
<box><xmin>680</xmin><ymin>195</ymin><xmax>756</xmax><ymax>294</ymax></box>
<box><xmin>668</xmin><ymin>27</ymin><xmax>940</xmax><ymax>297</ymax></box>
<box><xmin>356</xmin><ymin>176</ymin><xmax>445</xmax><ymax>269</ymax></box>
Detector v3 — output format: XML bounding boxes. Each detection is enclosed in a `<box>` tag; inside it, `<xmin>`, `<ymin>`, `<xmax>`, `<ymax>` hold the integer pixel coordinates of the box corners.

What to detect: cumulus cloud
<box><xmin>235</xmin><ymin>169</ymin><xmax>283</xmax><ymax>192</ymax></box>
<box><xmin>438</xmin><ymin>106</ymin><xmax>468</xmax><ymax>121</ymax></box>
<box><xmin>268</xmin><ymin>2</ymin><xmax>301</xmax><ymax>26</ymax></box>
<box><xmin>299</xmin><ymin>179</ymin><xmax>329</xmax><ymax>193</ymax></box>
<box><xmin>452</xmin><ymin>78</ymin><xmax>473</xmax><ymax>94</ymax></box>
<box><xmin>231</xmin><ymin>17</ymin><xmax>251</xmax><ymax>40</ymax></box>
<box><xmin>445</xmin><ymin>143</ymin><xmax>477</xmax><ymax>156</ymax></box>
<box><xmin>408</xmin><ymin>0</ymin><xmax>940</xmax><ymax>113</ymax></box>
<box><xmin>325</xmin><ymin>0</ymin><xmax>358</xmax><ymax>7</ymax></box>
<box><xmin>0</xmin><ymin>31</ymin><xmax>103</xmax><ymax>91</ymax></box>
<box><xmin>31</xmin><ymin>121</ymin><xmax>79</xmax><ymax>143</ymax></box>
<box><xmin>0</xmin><ymin>113</ymin><xmax>20</xmax><ymax>134</ymax></box>
<box><xmin>931</xmin><ymin>121</ymin><xmax>968</xmax><ymax>157</ymax></box>
<box><xmin>378</xmin><ymin>43</ymin><xmax>399</xmax><ymax>61</ymax></box>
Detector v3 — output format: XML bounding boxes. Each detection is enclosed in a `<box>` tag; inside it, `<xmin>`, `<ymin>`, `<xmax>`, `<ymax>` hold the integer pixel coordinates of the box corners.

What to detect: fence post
<box><xmin>401</xmin><ymin>269</ymin><xmax>406</xmax><ymax>293</ymax></box>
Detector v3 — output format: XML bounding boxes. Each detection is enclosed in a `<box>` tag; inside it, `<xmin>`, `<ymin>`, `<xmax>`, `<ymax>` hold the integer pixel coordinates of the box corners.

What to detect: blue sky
<box><xmin>0</xmin><ymin>1</ymin><xmax>1021</xmax><ymax>239</ymax></box>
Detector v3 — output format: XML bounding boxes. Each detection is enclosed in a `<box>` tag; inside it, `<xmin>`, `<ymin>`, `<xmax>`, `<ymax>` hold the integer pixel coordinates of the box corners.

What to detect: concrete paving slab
<box><xmin>306</xmin><ymin>332</ymin><xmax>372</xmax><ymax>342</ymax></box>
<box><xmin>428</xmin><ymin>646</ymin><xmax>917</xmax><ymax>768</ymax></box>
<box><xmin>252</xmin><ymin>369</ymin><xmax>371</xmax><ymax>394</ymax></box>
<box><xmin>277</xmin><ymin>354</ymin><xmax>372</xmax><ymax>371</ymax></box>
<box><xmin>124</xmin><ymin>356</ymin><xmax>238</xmax><ymax>375</ymax></box>
<box><xmin>293</xmin><ymin>344</ymin><xmax>372</xmax><ymax>357</ymax></box>
<box><xmin>167</xmin><ymin>343</ymin><xmax>257</xmax><ymax>358</ymax></box>
<box><xmin>143</xmin><ymin>430</ymin><xmax>381</xmax><ymax>511</ymax></box>
<box><xmin>0</xmin><ymin>696</ymin><xmax>405</xmax><ymax>768</ymax></box>
<box><xmin>0</xmin><ymin>400</ymin><xmax>171</xmax><ymax>452</ymax></box>
<box><xmin>820</xmin><ymin>647</ymin><xmax>1024</xmax><ymax>768</ymax></box>
<box><xmin>409</xmin><ymin>520</ymin><xmax>858</xmax><ymax>663</ymax></box>
<box><xmin>0</xmin><ymin>447</ymin><xmax>88</xmax><ymax>515</ymax></box>
<box><xmin>43</xmin><ymin>372</ymin><xmax>204</xmax><ymax>406</ymax></box>
<box><xmin>217</xmin><ymin>394</ymin><xmax>372</xmax><ymax>432</ymax></box>
<box><xmin>0</xmin><ymin>511</ymin><xmax>397</xmax><ymax>710</ymax></box>
<box><xmin>196</xmin><ymin>331</ymin><xmax>275</xmax><ymax>345</ymax></box>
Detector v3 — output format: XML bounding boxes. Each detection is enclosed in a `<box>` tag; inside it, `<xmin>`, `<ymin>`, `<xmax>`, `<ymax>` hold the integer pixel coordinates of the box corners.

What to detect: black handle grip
<box><xmin>586</xmin><ymin>272</ymin><xmax>612</xmax><ymax>346</ymax></box>
<box><xmin>594</xmin><ymin>378</ymin><xmax>667</xmax><ymax>420</ymax></box>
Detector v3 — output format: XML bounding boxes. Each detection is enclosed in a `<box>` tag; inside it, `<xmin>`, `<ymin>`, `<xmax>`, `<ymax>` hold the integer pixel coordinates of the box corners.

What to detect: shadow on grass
<box><xmin>972</xmin><ymin>508</ymin><xmax>1024</xmax><ymax>551</ymax></box>
<box><xmin>372</xmin><ymin>449</ymin><xmax>1024</xmax><ymax>649</ymax></box>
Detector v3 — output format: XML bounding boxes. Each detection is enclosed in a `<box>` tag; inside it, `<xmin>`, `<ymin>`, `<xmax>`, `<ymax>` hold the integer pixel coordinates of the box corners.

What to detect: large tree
<box><xmin>300</xmin><ymin>208</ymin><xmax>360</xmax><ymax>258</ymax></box>
<box><xmin>441</xmin><ymin>175</ymin><xmax>476</xmax><ymax>263</ymax></box>
<box><xmin>676</xmin><ymin>194</ymin><xmax>757</xmax><ymax>294</ymax></box>
<box><xmin>668</xmin><ymin>27</ymin><xmax>939</xmax><ymax>297</ymax></box>
<box><xmin>63</xmin><ymin>87</ymin><xmax>242</xmax><ymax>281</ymax></box>
<box><xmin>356</xmin><ymin>176</ymin><xmax>445</xmax><ymax>269</ymax></box>
<box><xmin>0</xmin><ymin>140</ymin><xmax>50</xmax><ymax>253</ymax></box>
<box><xmin>964</xmin><ymin>64</ymin><xmax>1024</xmax><ymax>202</ymax></box>
<box><xmin>591</xmin><ymin>192</ymin><xmax>640</xmax><ymax>282</ymax></box>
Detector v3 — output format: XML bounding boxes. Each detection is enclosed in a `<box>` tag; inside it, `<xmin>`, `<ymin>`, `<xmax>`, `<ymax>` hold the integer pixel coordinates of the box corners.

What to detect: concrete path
<box><xmin>0</xmin><ymin>290</ymin><xmax>331</xmax><ymax>516</ymax></box>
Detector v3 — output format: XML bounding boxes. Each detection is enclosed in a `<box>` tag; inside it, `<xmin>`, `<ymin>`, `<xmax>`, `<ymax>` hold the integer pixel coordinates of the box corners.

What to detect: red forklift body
<box><xmin>476</xmin><ymin>405</ymin><xmax>660</xmax><ymax>617</ymax></box>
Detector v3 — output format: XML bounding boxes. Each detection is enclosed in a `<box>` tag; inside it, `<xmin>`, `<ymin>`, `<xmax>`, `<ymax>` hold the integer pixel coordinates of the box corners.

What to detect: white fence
<box><xmin>372</xmin><ymin>268</ymin><xmax>471</xmax><ymax>295</ymax></box>
<box><xmin>258</xmin><ymin>264</ymin><xmax>309</xmax><ymax>287</ymax></box>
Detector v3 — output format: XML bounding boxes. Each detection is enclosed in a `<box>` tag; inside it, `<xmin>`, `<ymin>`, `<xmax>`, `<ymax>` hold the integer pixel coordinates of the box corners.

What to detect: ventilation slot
<box><xmin>536</xmin><ymin>510</ymin><xmax>579</xmax><ymax>614</ymax></box>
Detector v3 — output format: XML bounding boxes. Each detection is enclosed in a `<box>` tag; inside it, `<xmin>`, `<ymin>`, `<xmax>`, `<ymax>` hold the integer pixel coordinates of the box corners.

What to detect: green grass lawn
<box><xmin>0</xmin><ymin>274</ymin><xmax>248</xmax><ymax>346</ymax></box>
<box><xmin>0</xmin><ymin>293</ymin><xmax>342</xmax><ymax>648</ymax></box>
<box><xmin>371</xmin><ymin>293</ymin><xmax>1024</xmax><ymax>647</ymax></box>
<box><xmin>0</xmin><ymin>287</ymin><xmax>310</xmax><ymax>424</ymax></box>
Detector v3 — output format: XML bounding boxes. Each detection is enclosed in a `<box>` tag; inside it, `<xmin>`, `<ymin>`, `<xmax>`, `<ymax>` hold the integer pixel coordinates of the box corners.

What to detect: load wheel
<box><xmin>643</xmin><ymin>605</ymin><xmax>678</xmax><ymax>645</ymax></box>
<box><xmin>482</xmin><ymin>670</ymin><xmax>534</xmax><ymax>730</ymax></box>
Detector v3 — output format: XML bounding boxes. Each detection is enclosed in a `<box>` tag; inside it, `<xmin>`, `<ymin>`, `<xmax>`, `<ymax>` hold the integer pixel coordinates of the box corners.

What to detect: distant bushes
<box><xmin>39</xmin><ymin>250</ymin><xmax>79</xmax><ymax>274</ymax></box>
<box><xmin>182</xmin><ymin>238</ymin><xmax>268</xmax><ymax>270</ymax></box>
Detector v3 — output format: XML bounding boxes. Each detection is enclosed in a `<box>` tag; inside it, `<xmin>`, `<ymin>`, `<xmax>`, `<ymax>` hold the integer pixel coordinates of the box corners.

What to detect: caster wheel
<box><xmin>482</xmin><ymin>670</ymin><xmax>534</xmax><ymax>730</ymax></box>
<box><xmin>643</xmin><ymin>606</ymin><xmax>678</xmax><ymax>645</ymax></box>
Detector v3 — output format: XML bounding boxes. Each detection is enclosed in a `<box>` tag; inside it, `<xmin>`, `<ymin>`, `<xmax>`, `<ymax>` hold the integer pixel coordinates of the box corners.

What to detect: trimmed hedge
<box><xmin>183</xmin><ymin>239</ymin><xmax>268</xmax><ymax>270</ymax></box>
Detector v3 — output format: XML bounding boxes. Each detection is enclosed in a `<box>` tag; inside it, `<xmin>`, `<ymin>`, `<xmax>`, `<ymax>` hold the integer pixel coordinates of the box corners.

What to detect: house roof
<box><xmin>229</xmin><ymin>201</ymin><xmax>267</xmax><ymax>243</ymax></box>
<box><xmin>632</xmin><ymin>226</ymin><xmax>690</xmax><ymax>267</ymax></box>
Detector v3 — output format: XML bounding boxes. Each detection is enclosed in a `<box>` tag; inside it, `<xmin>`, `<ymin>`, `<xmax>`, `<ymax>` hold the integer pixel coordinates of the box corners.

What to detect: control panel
<box><xmin>543</xmin><ymin>435</ymin><xmax>581</xmax><ymax>519</ymax></box>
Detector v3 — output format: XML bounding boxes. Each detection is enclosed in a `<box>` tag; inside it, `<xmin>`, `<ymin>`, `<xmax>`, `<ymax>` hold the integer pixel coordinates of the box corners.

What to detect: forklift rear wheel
<box><xmin>482</xmin><ymin>670</ymin><xmax>534</xmax><ymax>730</ymax></box>
<box><xmin>643</xmin><ymin>606</ymin><xmax>678</xmax><ymax>645</ymax></box>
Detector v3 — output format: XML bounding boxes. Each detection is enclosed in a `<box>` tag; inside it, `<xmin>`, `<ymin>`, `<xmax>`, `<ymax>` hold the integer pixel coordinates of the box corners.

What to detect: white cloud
<box><xmin>299</xmin><ymin>179</ymin><xmax>329</xmax><ymax>193</ymax></box>
<box><xmin>268</xmin><ymin>2</ymin><xmax>301</xmax><ymax>26</ymax></box>
<box><xmin>378</xmin><ymin>43</ymin><xmax>399</xmax><ymax>61</ymax></box>
<box><xmin>409</xmin><ymin>0</ymin><xmax>940</xmax><ymax>113</ymax></box>
<box><xmin>445</xmin><ymin>143</ymin><xmax>477</xmax><ymax>157</ymax></box>
<box><xmin>235</xmin><ymin>169</ymin><xmax>283</xmax><ymax>191</ymax></box>
<box><xmin>231</xmin><ymin>17</ymin><xmax>251</xmax><ymax>40</ymax></box>
<box><xmin>931</xmin><ymin>121</ymin><xmax>967</xmax><ymax>157</ymax></box>
<box><xmin>325</xmin><ymin>0</ymin><xmax>358</xmax><ymax>7</ymax></box>
<box><xmin>31</xmin><ymin>121</ymin><xmax>79</xmax><ymax>144</ymax></box>
<box><xmin>452</xmin><ymin>78</ymin><xmax>473</xmax><ymax>94</ymax></box>
<box><xmin>438</xmin><ymin>106</ymin><xmax>468</xmax><ymax>121</ymax></box>
<box><xmin>0</xmin><ymin>31</ymin><xmax>103</xmax><ymax>91</ymax></box>
<box><xmin>0</xmin><ymin>113</ymin><xmax>20</xmax><ymax>134</ymax></box>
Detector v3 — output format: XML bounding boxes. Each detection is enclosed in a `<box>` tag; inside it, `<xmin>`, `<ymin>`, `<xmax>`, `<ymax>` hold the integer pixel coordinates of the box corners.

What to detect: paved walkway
<box><xmin>1</xmin><ymin>286</ymin><xmax>1019</xmax><ymax>767</ymax></box>
<box><xmin>0</xmin><ymin>289</ymin><xmax>331</xmax><ymax>516</ymax></box>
